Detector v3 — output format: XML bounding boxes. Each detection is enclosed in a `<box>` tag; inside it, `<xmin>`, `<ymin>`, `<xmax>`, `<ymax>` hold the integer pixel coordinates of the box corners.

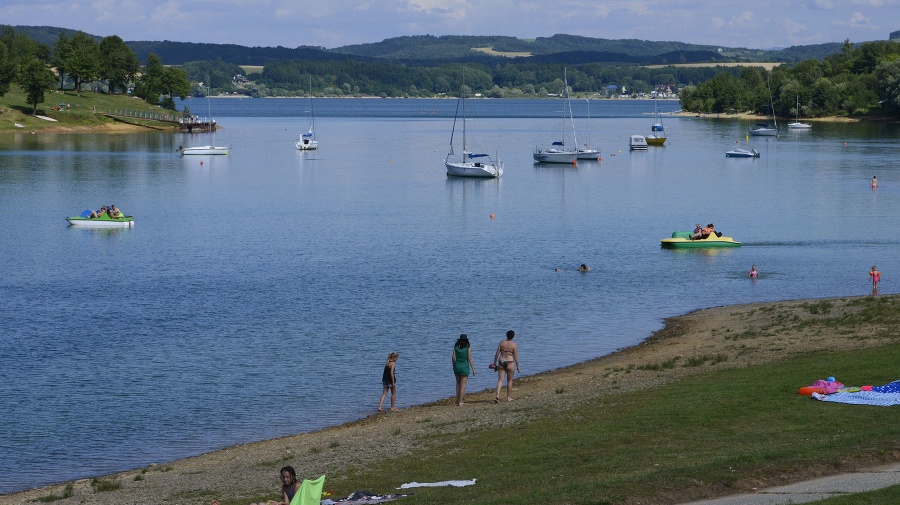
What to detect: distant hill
<box><xmin>6</xmin><ymin>25</ymin><xmax>855</xmax><ymax>66</ymax></box>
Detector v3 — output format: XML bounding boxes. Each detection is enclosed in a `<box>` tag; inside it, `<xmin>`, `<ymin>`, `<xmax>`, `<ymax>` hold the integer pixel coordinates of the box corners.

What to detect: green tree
<box><xmin>134</xmin><ymin>53</ymin><xmax>165</xmax><ymax>104</ymax></box>
<box><xmin>875</xmin><ymin>60</ymin><xmax>900</xmax><ymax>112</ymax></box>
<box><xmin>18</xmin><ymin>57</ymin><xmax>56</xmax><ymax>114</ymax></box>
<box><xmin>158</xmin><ymin>66</ymin><xmax>191</xmax><ymax>109</ymax></box>
<box><xmin>99</xmin><ymin>35</ymin><xmax>139</xmax><ymax>93</ymax></box>
<box><xmin>0</xmin><ymin>43</ymin><xmax>15</xmax><ymax>97</ymax></box>
<box><xmin>66</xmin><ymin>31</ymin><xmax>100</xmax><ymax>95</ymax></box>
<box><xmin>51</xmin><ymin>31</ymin><xmax>72</xmax><ymax>90</ymax></box>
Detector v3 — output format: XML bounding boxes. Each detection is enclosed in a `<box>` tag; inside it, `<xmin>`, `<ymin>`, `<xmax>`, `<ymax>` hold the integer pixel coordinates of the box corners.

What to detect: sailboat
<box><xmin>444</xmin><ymin>74</ymin><xmax>502</xmax><ymax>178</ymax></box>
<box><xmin>296</xmin><ymin>77</ymin><xmax>319</xmax><ymax>150</ymax></box>
<box><xmin>181</xmin><ymin>83</ymin><xmax>230</xmax><ymax>155</ymax></box>
<box><xmin>646</xmin><ymin>97</ymin><xmax>667</xmax><ymax>146</ymax></box>
<box><xmin>787</xmin><ymin>94</ymin><xmax>811</xmax><ymax>130</ymax></box>
<box><xmin>576</xmin><ymin>98</ymin><xmax>601</xmax><ymax>160</ymax></box>
<box><xmin>749</xmin><ymin>74</ymin><xmax>778</xmax><ymax>137</ymax></box>
<box><xmin>533</xmin><ymin>69</ymin><xmax>578</xmax><ymax>163</ymax></box>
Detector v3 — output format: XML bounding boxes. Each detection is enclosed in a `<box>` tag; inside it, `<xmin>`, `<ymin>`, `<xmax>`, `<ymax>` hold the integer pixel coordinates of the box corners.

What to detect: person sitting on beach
<box><xmin>212</xmin><ymin>466</ymin><xmax>300</xmax><ymax>505</ymax></box>
<box><xmin>88</xmin><ymin>206</ymin><xmax>108</xmax><ymax>219</ymax></box>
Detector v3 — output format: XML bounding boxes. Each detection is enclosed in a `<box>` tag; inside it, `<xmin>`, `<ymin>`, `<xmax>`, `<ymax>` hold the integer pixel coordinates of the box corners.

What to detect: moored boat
<box><xmin>725</xmin><ymin>148</ymin><xmax>760</xmax><ymax>158</ymax></box>
<box><xmin>660</xmin><ymin>230</ymin><xmax>741</xmax><ymax>248</ymax></box>
<box><xmin>629</xmin><ymin>135</ymin><xmax>648</xmax><ymax>150</ymax></box>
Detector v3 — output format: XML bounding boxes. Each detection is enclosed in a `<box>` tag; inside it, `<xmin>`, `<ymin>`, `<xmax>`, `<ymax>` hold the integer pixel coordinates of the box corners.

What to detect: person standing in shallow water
<box><xmin>451</xmin><ymin>334</ymin><xmax>475</xmax><ymax>406</ymax></box>
<box><xmin>378</xmin><ymin>352</ymin><xmax>399</xmax><ymax>412</ymax></box>
<box><xmin>493</xmin><ymin>330</ymin><xmax>520</xmax><ymax>402</ymax></box>
<box><xmin>869</xmin><ymin>266</ymin><xmax>881</xmax><ymax>292</ymax></box>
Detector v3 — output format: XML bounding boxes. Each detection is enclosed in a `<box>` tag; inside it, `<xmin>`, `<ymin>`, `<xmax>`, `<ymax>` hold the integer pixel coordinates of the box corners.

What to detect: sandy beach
<box><xmin>2</xmin><ymin>295</ymin><xmax>897</xmax><ymax>505</ymax></box>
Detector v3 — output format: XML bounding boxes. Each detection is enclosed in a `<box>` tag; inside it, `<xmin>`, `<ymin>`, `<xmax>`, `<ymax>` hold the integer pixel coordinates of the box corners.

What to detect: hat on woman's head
<box><xmin>459</xmin><ymin>333</ymin><xmax>468</xmax><ymax>340</ymax></box>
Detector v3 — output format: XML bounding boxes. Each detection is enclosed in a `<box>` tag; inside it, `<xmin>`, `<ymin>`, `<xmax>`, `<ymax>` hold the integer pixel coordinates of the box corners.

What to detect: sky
<box><xmin>2</xmin><ymin>0</ymin><xmax>899</xmax><ymax>50</ymax></box>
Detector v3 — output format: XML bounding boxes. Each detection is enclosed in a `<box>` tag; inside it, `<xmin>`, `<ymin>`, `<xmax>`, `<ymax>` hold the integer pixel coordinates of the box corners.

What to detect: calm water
<box><xmin>1</xmin><ymin>99</ymin><xmax>898</xmax><ymax>493</ymax></box>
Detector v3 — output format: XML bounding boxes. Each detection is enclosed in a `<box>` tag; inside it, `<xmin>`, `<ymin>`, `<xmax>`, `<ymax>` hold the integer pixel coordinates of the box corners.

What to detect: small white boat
<box><xmin>576</xmin><ymin>147</ymin><xmax>601</xmax><ymax>160</ymax></box>
<box><xmin>787</xmin><ymin>94</ymin><xmax>811</xmax><ymax>130</ymax></box>
<box><xmin>725</xmin><ymin>148</ymin><xmax>760</xmax><ymax>158</ymax></box>
<box><xmin>534</xmin><ymin>145</ymin><xmax>578</xmax><ymax>163</ymax></box>
<box><xmin>445</xmin><ymin>72</ymin><xmax>502</xmax><ymax>178</ymax></box>
<box><xmin>181</xmin><ymin>145</ymin><xmax>230</xmax><ymax>155</ymax></box>
<box><xmin>629</xmin><ymin>135</ymin><xmax>648</xmax><ymax>151</ymax></box>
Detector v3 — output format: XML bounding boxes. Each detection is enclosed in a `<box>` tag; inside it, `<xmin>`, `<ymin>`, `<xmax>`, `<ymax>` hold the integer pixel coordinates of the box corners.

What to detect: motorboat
<box><xmin>445</xmin><ymin>71</ymin><xmax>502</xmax><ymax>178</ymax></box>
<box><xmin>181</xmin><ymin>145</ymin><xmax>229</xmax><ymax>155</ymax></box>
<box><xmin>629</xmin><ymin>135</ymin><xmax>648</xmax><ymax>151</ymax></box>
<box><xmin>660</xmin><ymin>230</ymin><xmax>741</xmax><ymax>249</ymax></box>
<box><xmin>725</xmin><ymin>148</ymin><xmax>760</xmax><ymax>158</ymax></box>
<box><xmin>66</xmin><ymin>211</ymin><xmax>134</xmax><ymax>228</ymax></box>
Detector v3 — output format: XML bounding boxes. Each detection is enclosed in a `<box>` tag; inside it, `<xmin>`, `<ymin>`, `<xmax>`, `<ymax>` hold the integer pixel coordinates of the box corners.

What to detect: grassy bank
<box><xmin>6</xmin><ymin>295</ymin><xmax>900</xmax><ymax>505</ymax></box>
<box><xmin>0</xmin><ymin>89</ymin><xmax>178</xmax><ymax>132</ymax></box>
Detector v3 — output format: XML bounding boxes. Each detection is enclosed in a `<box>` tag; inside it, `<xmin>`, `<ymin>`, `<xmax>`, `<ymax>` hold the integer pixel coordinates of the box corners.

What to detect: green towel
<box><xmin>290</xmin><ymin>475</ymin><xmax>326</xmax><ymax>505</ymax></box>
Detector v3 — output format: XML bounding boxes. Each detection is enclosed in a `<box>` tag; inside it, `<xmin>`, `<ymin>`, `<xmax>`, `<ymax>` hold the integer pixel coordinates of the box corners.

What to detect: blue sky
<box><xmin>2</xmin><ymin>0</ymin><xmax>898</xmax><ymax>49</ymax></box>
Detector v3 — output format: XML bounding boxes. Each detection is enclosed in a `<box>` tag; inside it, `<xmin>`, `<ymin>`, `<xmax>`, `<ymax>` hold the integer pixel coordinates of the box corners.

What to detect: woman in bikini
<box><xmin>493</xmin><ymin>330</ymin><xmax>520</xmax><ymax>403</ymax></box>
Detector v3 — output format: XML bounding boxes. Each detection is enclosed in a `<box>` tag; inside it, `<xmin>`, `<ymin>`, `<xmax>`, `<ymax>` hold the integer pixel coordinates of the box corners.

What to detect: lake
<box><xmin>1</xmin><ymin>98</ymin><xmax>898</xmax><ymax>493</ymax></box>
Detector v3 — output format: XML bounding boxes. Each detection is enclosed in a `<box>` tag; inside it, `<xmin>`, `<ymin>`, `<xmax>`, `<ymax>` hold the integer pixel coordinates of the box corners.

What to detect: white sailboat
<box><xmin>534</xmin><ymin>69</ymin><xmax>578</xmax><ymax>164</ymax></box>
<box><xmin>181</xmin><ymin>83</ymin><xmax>230</xmax><ymax>155</ymax></box>
<box><xmin>787</xmin><ymin>94</ymin><xmax>812</xmax><ymax>130</ymax></box>
<box><xmin>749</xmin><ymin>74</ymin><xmax>778</xmax><ymax>137</ymax></box>
<box><xmin>444</xmin><ymin>74</ymin><xmax>502</xmax><ymax>178</ymax></box>
<box><xmin>576</xmin><ymin>98</ymin><xmax>601</xmax><ymax>160</ymax></box>
<box><xmin>296</xmin><ymin>77</ymin><xmax>319</xmax><ymax>150</ymax></box>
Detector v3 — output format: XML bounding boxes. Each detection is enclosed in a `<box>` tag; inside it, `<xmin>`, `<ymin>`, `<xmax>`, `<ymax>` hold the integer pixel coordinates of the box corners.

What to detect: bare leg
<box><xmin>378</xmin><ymin>385</ymin><xmax>388</xmax><ymax>411</ymax></box>
<box><xmin>505</xmin><ymin>366</ymin><xmax>516</xmax><ymax>401</ymax></box>
<box><xmin>389</xmin><ymin>385</ymin><xmax>397</xmax><ymax>410</ymax></box>
<box><xmin>495</xmin><ymin>369</ymin><xmax>506</xmax><ymax>402</ymax></box>
<box><xmin>458</xmin><ymin>375</ymin><xmax>468</xmax><ymax>405</ymax></box>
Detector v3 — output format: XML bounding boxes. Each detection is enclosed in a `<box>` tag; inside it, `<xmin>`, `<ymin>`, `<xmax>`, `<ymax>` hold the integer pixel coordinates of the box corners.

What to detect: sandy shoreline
<box><xmin>2</xmin><ymin>295</ymin><xmax>897</xmax><ymax>505</ymax></box>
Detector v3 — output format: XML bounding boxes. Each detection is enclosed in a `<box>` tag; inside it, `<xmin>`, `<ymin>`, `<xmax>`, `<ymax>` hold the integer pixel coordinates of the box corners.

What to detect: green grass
<box><xmin>0</xmin><ymin>88</ymin><xmax>178</xmax><ymax>132</ymax></box>
<box><xmin>323</xmin><ymin>341</ymin><xmax>900</xmax><ymax>504</ymax></box>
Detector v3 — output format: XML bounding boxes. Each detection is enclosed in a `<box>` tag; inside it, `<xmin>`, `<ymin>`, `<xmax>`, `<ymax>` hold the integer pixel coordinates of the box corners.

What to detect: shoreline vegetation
<box><xmin>2</xmin><ymin>90</ymin><xmax>893</xmax><ymax>135</ymax></box>
<box><xmin>3</xmin><ymin>295</ymin><xmax>900</xmax><ymax>505</ymax></box>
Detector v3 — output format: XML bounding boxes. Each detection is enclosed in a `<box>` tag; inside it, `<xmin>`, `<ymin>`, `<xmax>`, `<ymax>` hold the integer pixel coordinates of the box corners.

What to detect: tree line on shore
<box><xmin>1</xmin><ymin>25</ymin><xmax>898</xmax><ymax>120</ymax></box>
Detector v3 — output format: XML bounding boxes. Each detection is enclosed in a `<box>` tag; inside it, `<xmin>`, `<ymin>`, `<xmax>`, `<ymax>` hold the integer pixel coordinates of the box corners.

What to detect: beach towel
<box><xmin>813</xmin><ymin>380</ymin><xmax>900</xmax><ymax>406</ymax></box>
<box><xmin>289</xmin><ymin>474</ymin><xmax>326</xmax><ymax>505</ymax></box>
<box><xmin>398</xmin><ymin>478</ymin><xmax>475</xmax><ymax>489</ymax></box>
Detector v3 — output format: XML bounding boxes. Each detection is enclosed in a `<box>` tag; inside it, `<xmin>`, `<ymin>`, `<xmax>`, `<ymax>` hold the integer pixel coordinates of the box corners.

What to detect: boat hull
<box><xmin>66</xmin><ymin>216</ymin><xmax>134</xmax><ymax>228</ymax></box>
<box><xmin>646</xmin><ymin>135</ymin><xmax>666</xmax><ymax>146</ymax></box>
<box><xmin>576</xmin><ymin>148</ymin><xmax>601</xmax><ymax>160</ymax></box>
<box><xmin>748</xmin><ymin>128</ymin><xmax>777</xmax><ymax>136</ymax></box>
<box><xmin>181</xmin><ymin>146</ymin><xmax>229</xmax><ymax>155</ymax></box>
<box><xmin>787</xmin><ymin>122</ymin><xmax>811</xmax><ymax>130</ymax></box>
<box><xmin>629</xmin><ymin>135</ymin><xmax>648</xmax><ymax>150</ymax></box>
<box><xmin>725</xmin><ymin>149</ymin><xmax>759</xmax><ymax>158</ymax></box>
<box><xmin>445</xmin><ymin>161</ymin><xmax>503</xmax><ymax>178</ymax></box>
<box><xmin>533</xmin><ymin>149</ymin><xmax>577</xmax><ymax>163</ymax></box>
<box><xmin>296</xmin><ymin>139</ymin><xmax>319</xmax><ymax>150</ymax></box>
<box><xmin>660</xmin><ymin>231</ymin><xmax>741</xmax><ymax>248</ymax></box>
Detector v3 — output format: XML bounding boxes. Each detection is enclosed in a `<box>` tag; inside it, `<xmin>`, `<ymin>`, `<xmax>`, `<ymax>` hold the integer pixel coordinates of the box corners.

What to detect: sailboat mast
<box><xmin>461</xmin><ymin>72</ymin><xmax>467</xmax><ymax>162</ymax></box>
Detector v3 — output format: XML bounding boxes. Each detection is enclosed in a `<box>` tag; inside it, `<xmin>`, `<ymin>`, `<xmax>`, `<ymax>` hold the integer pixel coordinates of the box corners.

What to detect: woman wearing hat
<box><xmin>452</xmin><ymin>334</ymin><xmax>476</xmax><ymax>406</ymax></box>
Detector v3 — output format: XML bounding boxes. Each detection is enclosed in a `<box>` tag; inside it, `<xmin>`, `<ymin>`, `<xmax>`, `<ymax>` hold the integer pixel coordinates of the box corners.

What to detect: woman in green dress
<box><xmin>452</xmin><ymin>334</ymin><xmax>476</xmax><ymax>406</ymax></box>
